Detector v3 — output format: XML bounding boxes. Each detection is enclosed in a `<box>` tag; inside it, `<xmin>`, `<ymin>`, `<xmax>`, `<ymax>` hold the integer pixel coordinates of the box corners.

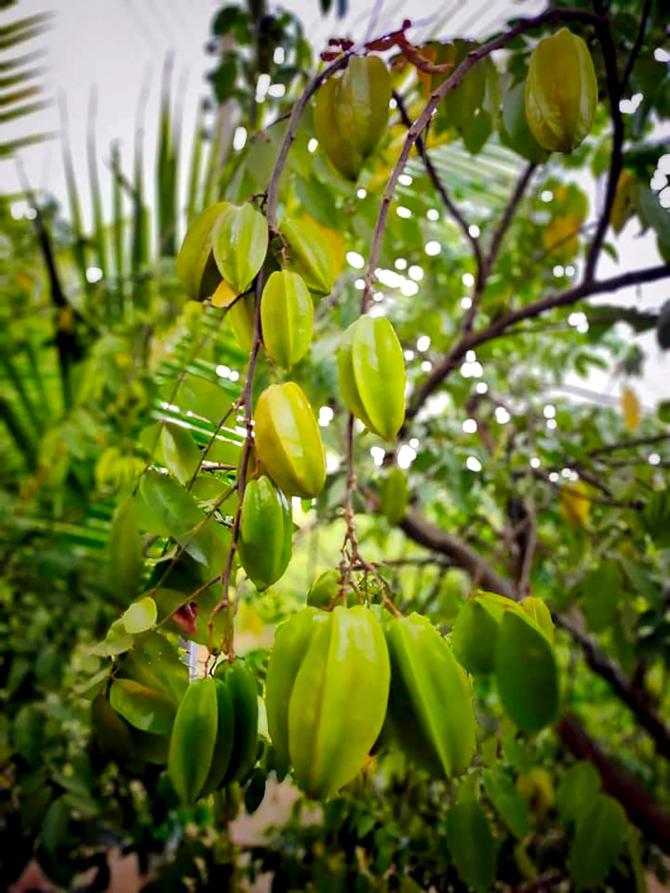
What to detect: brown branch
<box><xmin>463</xmin><ymin>162</ymin><xmax>537</xmax><ymax>335</ymax></box>
<box><xmin>516</xmin><ymin>500</ymin><xmax>537</xmax><ymax>598</ymax></box>
<box><xmin>555</xmin><ymin>614</ymin><xmax>670</xmax><ymax>761</ymax></box>
<box><xmin>409</xmin><ymin>263</ymin><xmax>670</xmax><ymax>418</ymax></box>
<box><xmin>484</xmin><ymin>162</ymin><xmax>537</xmax><ymax>282</ymax></box>
<box><xmin>620</xmin><ymin>0</ymin><xmax>653</xmax><ymax>97</ymax></box>
<box><xmin>398</xmin><ymin>507</ymin><xmax>517</xmax><ymax>600</ymax></box>
<box><xmin>584</xmin><ymin>19</ymin><xmax>625</xmax><ymax>282</ymax></box>
<box><xmin>392</xmin><ymin>90</ymin><xmax>483</xmax><ymax>279</ymax></box>
<box><xmin>590</xmin><ymin>432</ymin><xmax>670</xmax><ymax>457</ymax></box>
<box><xmin>558</xmin><ymin>713</ymin><xmax>670</xmax><ymax>854</ymax></box>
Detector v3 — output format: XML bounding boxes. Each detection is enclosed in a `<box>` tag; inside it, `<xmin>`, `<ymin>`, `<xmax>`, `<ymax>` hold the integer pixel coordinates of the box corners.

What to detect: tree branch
<box><xmin>484</xmin><ymin>162</ymin><xmax>537</xmax><ymax>280</ymax></box>
<box><xmin>558</xmin><ymin>713</ymin><xmax>670</xmax><ymax>854</ymax></box>
<box><xmin>463</xmin><ymin>161</ymin><xmax>537</xmax><ymax>335</ymax></box>
<box><xmin>584</xmin><ymin>18</ymin><xmax>624</xmax><ymax>282</ymax></box>
<box><xmin>409</xmin><ymin>263</ymin><xmax>670</xmax><ymax>418</ymax></box>
<box><xmin>620</xmin><ymin>0</ymin><xmax>653</xmax><ymax>96</ymax></box>
<box><xmin>555</xmin><ymin>614</ymin><xmax>670</xmax><ymax>761</ymax></box>
<box><xmin>398</xmin><ymin>507</ymin><xmax>517</xmax><ymax>600</ymax></box>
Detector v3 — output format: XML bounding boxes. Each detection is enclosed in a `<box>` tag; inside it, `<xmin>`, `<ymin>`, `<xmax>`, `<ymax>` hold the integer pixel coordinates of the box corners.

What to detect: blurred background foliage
<box><xmin>1</xmin><ymin>0</ymin><xmax>669</xmax><ymax>890</ymax></box>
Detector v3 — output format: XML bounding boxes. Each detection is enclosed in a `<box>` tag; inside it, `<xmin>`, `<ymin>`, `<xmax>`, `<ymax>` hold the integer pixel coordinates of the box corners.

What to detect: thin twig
<box><xmin>590</xmin><ymin>432</ymin><xmax>670</xmax><ymax>457</ymax></box>
<box><xmin>462</xmin><ymin>161</ymin><xmax>537</xmax><ymax>335</ymax></box>
<box><xmin>584</xmin><ymin>18</ymin><xmax>624</xmax><ymax>281</ymax></box>
<box><xmin>409</xmin><ymin>263</ymin><xmax>670</xmax><ymax>418</ymax></box>
<box><xmin>392</xmin><ymin>90</ymin><xmax>482</xmax><ymax>278</ymax></box>
<box><xmin>620</xmin><ymin>0</ymin><xmax>653</xmax><ymax>95</ymax></box>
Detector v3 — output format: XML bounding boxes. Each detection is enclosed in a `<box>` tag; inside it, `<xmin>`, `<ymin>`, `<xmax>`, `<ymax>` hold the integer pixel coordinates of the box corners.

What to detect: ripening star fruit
<box><xmin>167</xmin><ymin>663</ymin><xmax>259</xmax><ymax>805</ymax></box>
<box><xmin>238</xmin><ymin>476</ymin><xmax>292</xmax><ymax>590</ymax></box>
<box><xmin>168</xmin><ymin>678</ymin><xmax>218</xmax><ymax>805</ymax></box>
<box><xmin>254</xmin><ymin>382</ymin><xmax>326</xmax><ymax>498</ymax></box>
<box><xmin>315</xmin><ymin>55</ymin><xmax>391</xmax><ymax>180</ymax></box>
<box><xmin>451</xmin><ymin>592</ymin><xmax>559</xmax><ymax>732</ymax></box>
<box><xmin>265</xmin><ymin>605</ymin><xmax>390</xmax><ymax>799</ymax></box>
<box><xmin>213</xmin><ymin>202</ymin><xmax>268</xmax><ymax>295</ymax></box>
<box><xmin>261</xmin><ymin>270</ymin><xmax>314</xmax><ymax>368</ymax></box>
<box><xmin>524</xmin><ymin>28</ymin><xmax>597</xmax><ymax>152</ymax></box>
<box><xmin>338</xmin><ymin>315</ymin><xmax>406</xmax><ymax>441</ymax></box>
<box><xmin>383</xmin><ymin>613</ymin><xmax>476</xmax><ymax>778</ymax></box>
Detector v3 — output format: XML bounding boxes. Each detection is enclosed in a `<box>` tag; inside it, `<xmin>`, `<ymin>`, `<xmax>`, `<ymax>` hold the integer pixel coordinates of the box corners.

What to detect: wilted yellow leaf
<box><xmin>211</xmin><ymin>279</ymin><xmax>237</xmax><ymax>308</ymax></box>
<box><xmin>542</xmin><ymin>213</ymin><xmax>582</xmax><ymax>261</ymax></box>
<box><xmin>559</xmin><ymin>479</ymin><xmax>591</xmax><ymax>527</ymax></box>
<box><xmin>620</xmin><ymin>384</ymin><xmax>641</xmax><ymax>431</ymax></box>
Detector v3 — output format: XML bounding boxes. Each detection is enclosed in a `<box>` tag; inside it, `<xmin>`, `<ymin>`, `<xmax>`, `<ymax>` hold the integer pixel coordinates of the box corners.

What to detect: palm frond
<box><xmin>0</xmin><ymin>11</ymin><xmax>52</xmax><ymax>153</ymax></box>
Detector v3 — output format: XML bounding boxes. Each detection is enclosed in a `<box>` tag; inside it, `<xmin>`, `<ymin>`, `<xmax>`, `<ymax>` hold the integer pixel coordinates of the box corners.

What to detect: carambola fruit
<box><xmin>338</xmin><ymin>315</ymin><xmax>406</xmax><ymax>441</ymax></box>
<box><xmin>524</xmin><ymin>28</ymin><xmax>597</xmax><ymax>153</ymax></box>
<box><xmin>167</xmin><ymin>662</ymin><xmax>259</xmax><ymax>805</ymax></box>
<box><xmin>238</xmin><ymin>475</ymin><xmax>292</xmax><ymax>590</ymax></box>
<box><xmin>384</xmin><ymin>613</ymin><xmax>476</xmax><ymax>778</ymax></box>
<box><xmin>261</xmin><ymin>270</ymin><xmax>313</xmax><ymax>369</ymax></box>
<box><xmin>213</xmin><ymin>202</ymin><xmax>268</xmax><ymax>295</ymax></box>
<box><xmin>265</xmin><ymin>605</ymin><xmax>390</xmax><ymax>799</ymax></box>
<box><xmin>254</xmin><ymin>382</ymin><xmax>326</xmax><ymax>498</ymax></box>
<box><xmin>315</xmin><ymin>55</ymin><xmax>391</xmax><ymax>180</ymax></box>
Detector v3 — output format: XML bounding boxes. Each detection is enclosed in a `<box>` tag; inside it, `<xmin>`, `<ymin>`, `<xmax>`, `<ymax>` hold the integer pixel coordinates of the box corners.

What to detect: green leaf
<box><xmin>109</xmin><ymin>678</ymin><xmax>175</xmax><ymax>734</ymax></box>
<box><xmin>94</xmin><ymin>619</ymin><xmax>134</xmax><ymax>657</ymax></box>
<box><xmin>482</xmin><ymin>768</ymin><xmax>530</xmax><ymax>838</ymax></box>
<box><xmin>637</xmin><ymin>188</ymin><xmax>670</xmax><ymax>254</ymax></box>
<box><xmin>13</xmin><ymin>704</ymin><xmax>44</xmax><ymax>766</ymax></box>
<box><xmin>41</xmin><ymin>797</ymin><xmax>70</xmax><ymax>856</ymax></box>
<box><xmin>166</xmin><ymin>372</ymin><xmax>236</xmax><ymax>424</ymax></box>
<box><xmin>500</xmin><ymin>81</ymin><xmax>549</xmax><ymax>164</ymax></box>
<box><xmin>557</xmin><ymin>761</ymin><xmax>601</xmax><ymax>827</ymax></box>
<box><xmin>642</xmin><ymin>490</ymin><xmax>670</xmax><ymax>548</ymax></box>
<box><xmin>451</xmin><ymin>597</ymin><xmax>500</xmax><ymax>675</ymax></box>
<box><xmin>569</xmin><ymin>794</ymin><xmax>628</xmax><ymax>890</ymax></box>
<box><xmin>138</xmin><ymin>470</ymin><xmax>228</xmax><ymax>570</ymax></box>
<box><xmin>581</xmin><ymin>560</ymin><xmax>622</xmax><ymax>632</ymax></box>
<box><xmin>445</xmin><ymin>796</ymin><xmax>497</xmax><ymax>893</ymax></box>
<box><xmin>109</xmin><ymin>497</ymin><xmax>144</xmax><ymax>597</ymax></box>
<box><xmin>120</xmin><ymin>631</ymin><xmax>188</xmax><ymax>704</ymax></box>
<box><xmin>495</xmin><ymin>611</ymin><xmax>559</xmax><ymax>731</ymax></box>
<box><xmin>160</xmin><ymin>423</ymin><xmax>201</xmax><ymax>485</ymax></box>
<box><xmin>121</xmin><ymin>596</ymin><xmax>157</xmax><ymax>634</ymax></box>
